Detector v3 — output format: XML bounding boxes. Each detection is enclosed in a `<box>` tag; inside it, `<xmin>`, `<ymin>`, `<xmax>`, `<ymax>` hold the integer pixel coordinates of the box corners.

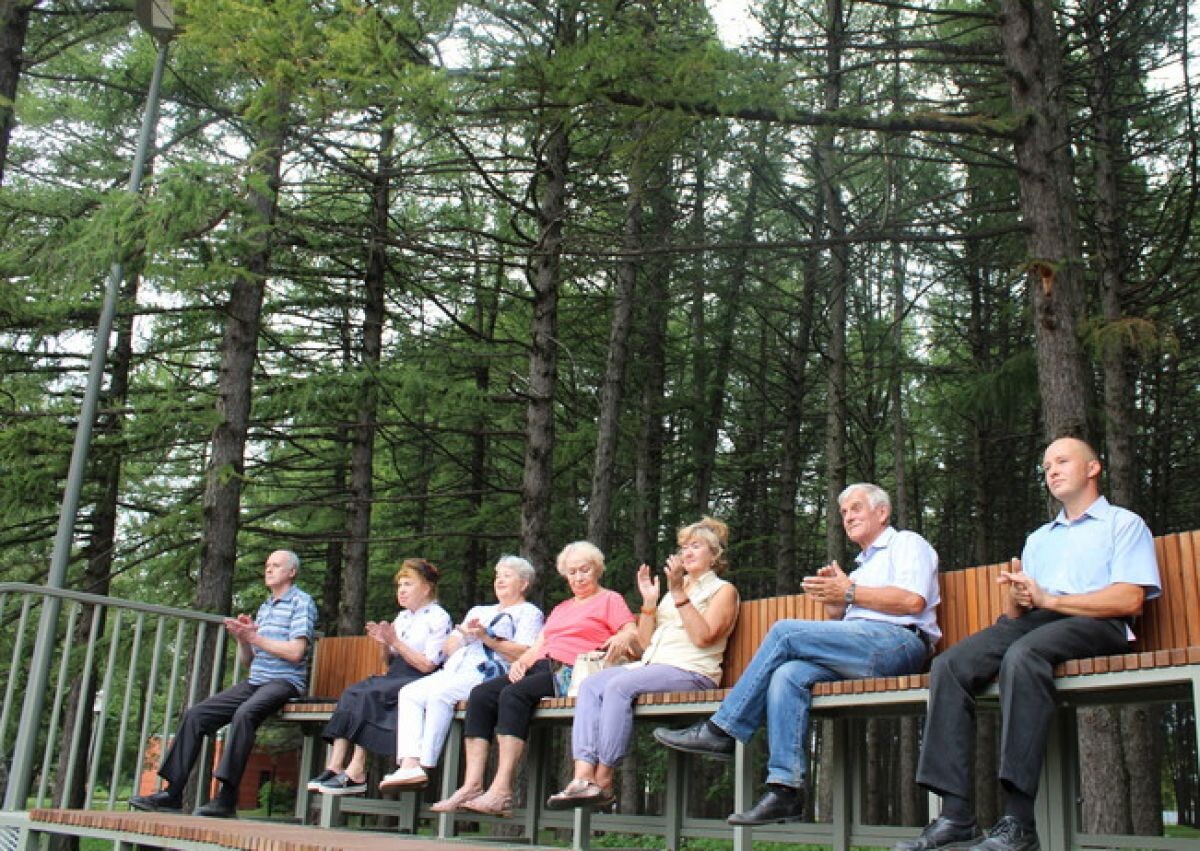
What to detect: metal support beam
<box><xmin>4</xmin><ymin>37</ymin><xmax>171</xmax><ymax>811</ymax></box>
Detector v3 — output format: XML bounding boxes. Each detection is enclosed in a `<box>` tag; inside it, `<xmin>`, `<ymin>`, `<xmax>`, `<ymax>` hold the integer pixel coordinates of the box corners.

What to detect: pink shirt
<box><xmin>540</xmin><ymin>589</ymin><xmax>634</xmax><ymax>664</ymax></box>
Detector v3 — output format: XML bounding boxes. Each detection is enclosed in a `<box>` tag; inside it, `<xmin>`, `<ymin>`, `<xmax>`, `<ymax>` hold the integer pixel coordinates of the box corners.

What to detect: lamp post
<box><xmin>3</xmin><ymin>2</ymin><xmax>179</xmax><ymax>811</ymax></box>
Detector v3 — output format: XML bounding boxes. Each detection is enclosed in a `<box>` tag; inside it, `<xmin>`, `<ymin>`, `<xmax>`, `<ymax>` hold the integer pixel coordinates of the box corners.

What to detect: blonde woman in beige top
<box><xmin>545</xmin><ymin>517</ymin><xmax>739</xmax><ymax>810</ymax></box>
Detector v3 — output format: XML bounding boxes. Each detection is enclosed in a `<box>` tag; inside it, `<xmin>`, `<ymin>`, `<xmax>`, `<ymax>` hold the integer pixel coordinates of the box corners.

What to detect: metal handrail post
<box><xmin>3</xmin><ymin>36</ymin><xmax>171</xmax><ymax>811</ymax></box>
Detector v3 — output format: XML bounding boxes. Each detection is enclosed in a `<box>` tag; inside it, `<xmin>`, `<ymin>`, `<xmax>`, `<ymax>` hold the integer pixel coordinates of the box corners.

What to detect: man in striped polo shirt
<box><xmin>131</xmin><ymin>550</ymin><xmax>318</xmax><ymax>818</ymax></box>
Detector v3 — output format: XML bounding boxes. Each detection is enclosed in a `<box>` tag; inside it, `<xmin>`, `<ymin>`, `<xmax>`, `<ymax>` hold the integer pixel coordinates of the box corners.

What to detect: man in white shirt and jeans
<box><xmin>654</xmin><ymin>483</ymin><xmax>940</xmax><ymax>825</ymax></box>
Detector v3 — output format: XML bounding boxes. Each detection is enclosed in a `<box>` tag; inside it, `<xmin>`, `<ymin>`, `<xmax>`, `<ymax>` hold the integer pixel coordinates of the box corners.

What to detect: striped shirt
<box><xmin>248</xmin><ymin>584</ymin><xmax>317</xmax><ymax>691</ymax></box>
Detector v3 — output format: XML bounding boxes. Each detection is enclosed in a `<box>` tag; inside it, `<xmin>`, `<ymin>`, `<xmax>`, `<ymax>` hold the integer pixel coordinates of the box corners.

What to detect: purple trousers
<box><xmin>572</xmin><ymin>663</ymin><xmax>715</xmax><ymax>766</ymax></box>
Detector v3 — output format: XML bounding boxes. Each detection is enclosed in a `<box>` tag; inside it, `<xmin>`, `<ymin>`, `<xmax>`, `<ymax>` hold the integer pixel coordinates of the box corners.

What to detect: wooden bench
<box><xmin>281</xmin><ymin>530</ymin><xmax>1200</xmax><ymax>851</ymax></box>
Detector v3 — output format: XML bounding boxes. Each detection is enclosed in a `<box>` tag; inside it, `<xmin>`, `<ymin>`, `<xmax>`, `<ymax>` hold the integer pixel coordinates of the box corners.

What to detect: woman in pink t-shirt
<box><xmin>431</xmin><ymin>541</ymin><xmax>636</xmax><ymax>817</ymax></box>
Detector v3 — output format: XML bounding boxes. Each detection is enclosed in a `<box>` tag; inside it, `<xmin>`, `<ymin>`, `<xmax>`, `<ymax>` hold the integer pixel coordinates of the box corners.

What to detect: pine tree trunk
<box><xmin>774</xmin><ymin>227</ymin><xmax>818</xmax><ymax>595</ymax></box>
<box><xmin>691</xmin><ymin>130</ymin><xmax>765</xmax><ymax>516</ymax></box>
<box><xmin>819</xmin><ymin>0</ymin><xmax>849</xmax><ymax>567</ymax></box>
<box><xmin>0</xmin><ymin>0</ymin><xmax>33</xmax><ymax>187</ymax></box>
<box><xmin>338</xmin><ymin>126</ymin><xmax>392</xmax><ymax>634</ymax></box>
<box><xmin>1081</xmin><ymin>3</ymin><xmax>1162</xmax><ymax>833</ymax></box>
<box><xmin>464</xmin><ymin>238</ymin><xmax>504</xmax><ymax>608</ymax></box>
<box><xmin>197</xmin><ymin>87</ymin><xmax>288</xmax><ymax>616</ymax></box>
<box><xmin>997</xmin><ymin>0</ymin><xmax>1092</xmax><ymax>440</ymax></box>
<box><xmin>520</xmin><ymin>118</ymin><xmax>569</xmax><ymax>573</ymax></box>
<box><xmin>633</xmin><ymin>163</ymin><xmax>673</xmax><ymax>565</ymax></box>
<box><xmin>588</xmin><ymin>153</ymin><xmax>642</xmax><ymax>551</ymax></box>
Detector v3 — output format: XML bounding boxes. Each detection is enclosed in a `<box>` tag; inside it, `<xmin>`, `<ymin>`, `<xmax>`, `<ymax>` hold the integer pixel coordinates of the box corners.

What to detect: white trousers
<box><xmin>394</xmin><ymin>664</ymin><xmax>485</xmax><ymax>766</ymax></box>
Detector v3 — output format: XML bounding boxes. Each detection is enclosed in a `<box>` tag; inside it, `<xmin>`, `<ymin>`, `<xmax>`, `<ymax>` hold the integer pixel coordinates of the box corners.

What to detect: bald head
<box><xmin>1042</xmin><ymin>437</ymin><xmax>1102</xmax><ymax>516</ymax></box>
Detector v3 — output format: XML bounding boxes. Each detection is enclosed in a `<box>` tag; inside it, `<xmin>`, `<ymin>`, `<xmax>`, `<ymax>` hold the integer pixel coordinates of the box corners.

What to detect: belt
<box><xmin>902</xmin><ymin>623</ymin><xmax>934</xmax><ymax>654</ymax></box>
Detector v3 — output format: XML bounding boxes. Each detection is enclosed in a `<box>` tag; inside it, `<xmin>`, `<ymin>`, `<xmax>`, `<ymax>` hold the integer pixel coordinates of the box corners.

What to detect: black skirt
<box><xmin>320</xmin><ymin>655</ymin><xmax>426</xmax><ymax>757</ymax></box>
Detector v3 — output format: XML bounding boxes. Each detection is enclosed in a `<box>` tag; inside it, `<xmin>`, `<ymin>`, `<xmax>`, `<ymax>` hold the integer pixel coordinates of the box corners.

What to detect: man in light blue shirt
<box><xmin>654</xmin><ymin>483</ymin><xmax>939</xmax><ymax>825</ymax></box>
<box><xmin>130</xmin><ymin>549</ymin><xmax>318</xmax><ymax>818</ymax></box>
<box><xmin>900</xmin><ymin>437</ymin><xmax>1160</xmax><ymax>851</ymax></box>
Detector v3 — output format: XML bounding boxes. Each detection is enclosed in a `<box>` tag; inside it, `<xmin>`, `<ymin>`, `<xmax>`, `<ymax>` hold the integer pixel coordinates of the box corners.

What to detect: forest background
<box><xmin>1</xmin><ymin>0</ymin><xmax>1198</xmax><ymax>835</ymax></box>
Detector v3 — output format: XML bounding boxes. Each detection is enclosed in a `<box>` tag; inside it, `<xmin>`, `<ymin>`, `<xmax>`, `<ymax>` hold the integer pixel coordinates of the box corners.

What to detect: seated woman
<box><xmin>430</xmin><ymin>541</ymin><xmax>637</xmax><ymax>817</ymax></box>
<box><xmin>309</xmin><ymin>558</ymin><xmax>452</xmax><ymax>795</ymax></box>
<box><xmin>546</xmin><ymin>517</ymin><xmax>739</xmax><ymax>809</ymax></box>
<box><xmin>379</xmin><ymin>555</ymin><xmax>544</xmax><ymax>789</ymax></box>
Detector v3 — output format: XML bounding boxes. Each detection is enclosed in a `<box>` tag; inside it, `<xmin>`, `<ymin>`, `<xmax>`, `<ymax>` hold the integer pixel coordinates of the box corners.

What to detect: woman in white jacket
<box><xmin>379</xmin><ymin>555</ymin><xmax>543</xmax><ymax>789</ymax></box>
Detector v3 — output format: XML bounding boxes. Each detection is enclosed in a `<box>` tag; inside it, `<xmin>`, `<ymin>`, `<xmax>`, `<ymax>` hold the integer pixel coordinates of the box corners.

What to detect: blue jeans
<box><xmin>711</xmin><ymin>618</ymin><xmax>926</xmax><ymax>788</ymax></box>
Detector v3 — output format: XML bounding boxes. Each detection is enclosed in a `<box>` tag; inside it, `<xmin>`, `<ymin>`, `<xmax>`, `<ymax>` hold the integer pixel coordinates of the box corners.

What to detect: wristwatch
<box><xmin>843</xmin><ymin>582</ymin><xmax>856</xmax><ymax>606</ymax></box>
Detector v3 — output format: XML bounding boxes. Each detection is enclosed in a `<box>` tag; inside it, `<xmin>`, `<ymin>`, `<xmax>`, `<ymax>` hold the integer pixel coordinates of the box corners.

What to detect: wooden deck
<box><xmin>27</xmin><ymin>809</ymin><xmax>559</xmax><ymax>850</ymax></box>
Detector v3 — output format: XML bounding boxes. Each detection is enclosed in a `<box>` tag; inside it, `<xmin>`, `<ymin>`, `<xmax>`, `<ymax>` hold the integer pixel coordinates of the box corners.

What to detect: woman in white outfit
<box><xmin>380</xmin><ymin>555</ymin><xmax>543</xmax><ymax>789</ymax></box>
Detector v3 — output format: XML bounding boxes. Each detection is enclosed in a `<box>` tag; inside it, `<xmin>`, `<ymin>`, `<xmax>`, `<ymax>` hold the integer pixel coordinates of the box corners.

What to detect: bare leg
<box><xmin>324</xmin><ymin>738</ymin><xmax>350</xmax><ymax>772</ymax></box>
<box><xmin>463</xmin><ymin>734</ymin><xmax>492</xmax><ymax>796</ymax></box>
<box><xmin>485</xmin><ymin>734</ymin><xmax>526</xmax><ymax>798</ymax></box>
<box><xmin>572</xmin><ymin>759</ymin><xmax>597</xmax><ymax>784</ymax></box>
<box><xmin>594</xmin><ymin>763</ymin><xmax>614</xmax><ymax>792</ymax></box>
<box><xmin>345</xmin><ymin>745</ymin><xmax>369</xmax><ymax>782</ymax></box>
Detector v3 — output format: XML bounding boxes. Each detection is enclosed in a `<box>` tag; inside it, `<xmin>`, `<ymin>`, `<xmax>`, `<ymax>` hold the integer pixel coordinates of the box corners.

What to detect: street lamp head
<box><xmin>134</xmin><ymin>0</ymin><xmax>179</xmax><ymax>43</ymax></box>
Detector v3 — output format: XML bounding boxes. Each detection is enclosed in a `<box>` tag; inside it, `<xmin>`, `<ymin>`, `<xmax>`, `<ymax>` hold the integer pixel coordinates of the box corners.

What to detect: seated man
<box><xmin>654</xmin><ymin>483</ymin><xmax>940</xmax><ymax>824</ymax></box>
<box><xmin>897</xmin><ymin>436</ymin><xmax>1160</xmax><ymax>851</ymax></box>
<box><xmin>130</xmin><ymin>549</ymin><xmax>317</xmax><ymax>818</ymax></box>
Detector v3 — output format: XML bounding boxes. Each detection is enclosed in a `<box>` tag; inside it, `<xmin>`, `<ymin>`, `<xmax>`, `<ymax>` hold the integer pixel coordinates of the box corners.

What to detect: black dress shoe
<box><xmin>194</xmin><ymin>799</ymin><xmax>237</xmax><ymax>818</ymax></box>
<box><xmin>129</xmin><ymin>790</ymin><xmax>182</xmax><ymax>813</ymax></box>
<box><xmin>652</xmin><ymin>720</ymin><xmax>735</xmax><ymax>759</ymax></box>
<box><xmin>968</xmin><ymin>816</ymin><xmax>1040</xmax><ymax>851</ymax></box>
<box><xmin>893</xmin><ymin>815</ymin><xmax>984</xmax><ymax>851</ymax></box>
<box><xmin>727</xmin><ymin>786</ymin><xmax>805</xmax><ymax>825</ymax></box>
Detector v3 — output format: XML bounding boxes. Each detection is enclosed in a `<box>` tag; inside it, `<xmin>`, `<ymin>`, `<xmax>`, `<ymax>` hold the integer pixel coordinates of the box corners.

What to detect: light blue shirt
<box><xmin>1021</xmin><ymin>496</ymin><xmax>1160</xmax><ymax>600</ymax></box>
<box><xmin>847</xmin><ymin>527</ymin><xmax>942</xmax><ymax>643</ymax></box>
<box><xmin>248</xmin><ymin>584</ymin><xmax>317</xmax><ymax>691</ymax></box>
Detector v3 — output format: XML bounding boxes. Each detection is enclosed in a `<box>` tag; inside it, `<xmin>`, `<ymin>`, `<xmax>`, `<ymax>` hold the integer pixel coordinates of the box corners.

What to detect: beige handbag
<box><xmin>566</xmin><ymin>650</ymin><xmax>610</xmax><ymax>697</ymax></box>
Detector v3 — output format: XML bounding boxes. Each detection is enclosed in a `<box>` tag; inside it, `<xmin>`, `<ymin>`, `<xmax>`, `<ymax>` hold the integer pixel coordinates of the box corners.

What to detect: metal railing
<box><xmin>0</xmin><ymin>583</ymin><xmax>244</xmax><ymax>813</ymax></box>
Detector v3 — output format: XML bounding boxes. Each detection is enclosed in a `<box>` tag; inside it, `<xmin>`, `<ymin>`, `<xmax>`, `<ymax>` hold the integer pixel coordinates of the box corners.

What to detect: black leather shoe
<box><xmin>652</xmin><ymin>720</ymin><xmax>735</xmax><ymax>759</ymax></box>
<box><xmin>727</xmin><ymin>786</ymin><xmax>804</xmax><ymax>825</ymax></box>
<box><xmin>894</xmin><ymin>815</ymin><xmax>984</xmax><ymax>851</ymax></box>
<box><xmin>194</xmin><ymin>799</ymin><xmax>237</xmax><ymax>818</ymax></box>
<box><xmin>129</xmin><ymin>790</ymin><xmax>182</xmax><ymax>813</ymax></box>
<box><xmin>968</xmin><ymin>816</ymin><xmax>1040</xmax><ymax>851</ymax></box>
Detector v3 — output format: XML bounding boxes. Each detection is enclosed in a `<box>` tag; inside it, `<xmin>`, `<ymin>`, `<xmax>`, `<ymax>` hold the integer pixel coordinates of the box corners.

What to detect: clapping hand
<box><xmin>223</xmin><ymin>613</ymin><xmax>257</xmax><ymax>643</ymax></box>
<box><xmin>999</xmin><ymin>571</ymin><xmax>1044</xmax><ymax>610</ymax></box>
<box><xmin>801</xmin><ymin>562</ymin><xmax>850</xmax><ymax>603</ymax></box>
<box><xmin>461</xmin><ymin>617</ymin><xmax>487</xmax><ymax>641</ymax></box>
<box><xmin>663</xmin><ymin>553</ymin><xmax>687</xmax><ymax>597</ymax></box>
<box><xmin>636</xmin><ymin>564</ymin><xmax>660</xmax><ymax>608</ymax></box>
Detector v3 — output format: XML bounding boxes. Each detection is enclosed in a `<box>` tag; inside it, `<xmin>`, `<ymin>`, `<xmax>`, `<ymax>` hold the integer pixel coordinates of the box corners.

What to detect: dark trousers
<box><xmin>463</xmin><ymin>659</ymin><xmax>556</xmax><ymax>741</ymax></box>
<box><xmin>916</xmin><ymin>609</ymin><xmax>1129</xmax><ymax>800</ymax></box>
<box><xmin>159</xmin><ymin>679</ymin><xmax>298</xmax><ymax>794</ymax></box>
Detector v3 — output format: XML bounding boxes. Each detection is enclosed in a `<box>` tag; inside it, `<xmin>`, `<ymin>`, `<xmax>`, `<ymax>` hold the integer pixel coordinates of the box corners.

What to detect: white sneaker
<box><xmin>380</xmin><ymin>766</ymin><xmax>428</xmax><ymax>789</ymax></box>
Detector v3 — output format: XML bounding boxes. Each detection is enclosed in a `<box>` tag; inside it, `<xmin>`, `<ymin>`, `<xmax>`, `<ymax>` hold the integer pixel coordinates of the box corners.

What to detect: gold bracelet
<box><xmin>640</xmin><ymin>606</ymin><xmax>657</xmax><ymax>616</ymax></box>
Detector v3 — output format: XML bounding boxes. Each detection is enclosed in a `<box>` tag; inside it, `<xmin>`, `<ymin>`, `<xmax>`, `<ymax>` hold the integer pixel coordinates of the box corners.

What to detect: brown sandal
<box><xmin>546</xmin><ymin>778</ymin><xmax>591</xmax><ymax>810</ymax></box>
<box><xmin>546</xmin><ymin>779</ymin><xmax>614</xmax><ymax>810</ymax></box>
<box><xmin>460</xmin><ymin>789</ymin><xmax>513</xmax><ymax>817</ymax></box>
<box><xmin>430</xmin><ymin>786</ymin><xmax>483</xmax><ymax>813</ymax></box>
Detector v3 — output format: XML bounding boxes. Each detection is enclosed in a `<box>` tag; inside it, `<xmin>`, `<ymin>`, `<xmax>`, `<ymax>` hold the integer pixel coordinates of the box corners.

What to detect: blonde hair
<box><xmin>677</xmin><ymin>516</ymin><xmax>730</xmax><ymax>575</ymax></box>
<box><xmin>555</xmin><ymin>541</ymin><xmax>606</xmax><ymax>577</ymax></box>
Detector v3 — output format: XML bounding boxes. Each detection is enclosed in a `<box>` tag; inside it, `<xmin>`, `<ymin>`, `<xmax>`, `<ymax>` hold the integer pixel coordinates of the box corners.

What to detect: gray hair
<box><xmin>556</xmin><ymin>541</ymin><xmax>606</xmax><ymax>576</ymax></box>
<box><xmin>837</xmin><ymin>483</ymin><xmax>891</xmax><ymax>513</ymax></box>
<box><xmin>495</xmin><ymin>554</ymin><xmax>537</xmax><ymax>588</ymax></box>
<box><xmin>278</xmin><ymin>550</ymin><xmax>301</xmax><ymax>572</ymax></box>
